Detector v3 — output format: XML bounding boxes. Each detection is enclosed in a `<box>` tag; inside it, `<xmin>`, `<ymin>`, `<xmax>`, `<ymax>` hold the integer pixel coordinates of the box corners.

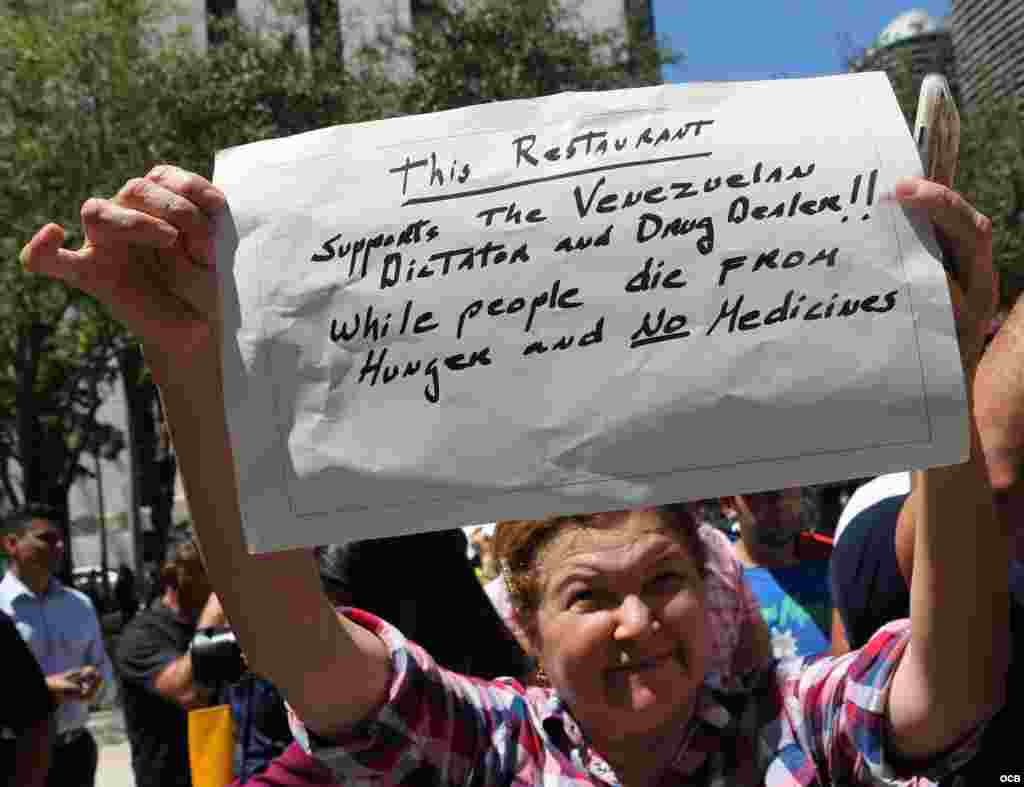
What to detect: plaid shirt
<box><xmin>698</xmin><ymin>525</ymin><xmax>765</xmax><ymax>686</ymax></box>
<box><xmin>484</xmin><ymin>524</ymin><xmax>763</xmax><ymax>688</ymax></box>
<box><xmin>289</xmin><ymin>611</ymin><xmax>982</xmax><ymax>786</ymax></box>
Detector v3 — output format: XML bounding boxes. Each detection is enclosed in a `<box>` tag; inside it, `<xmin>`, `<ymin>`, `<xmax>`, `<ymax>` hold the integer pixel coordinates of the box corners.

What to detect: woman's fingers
<box><xmin>20</xmin><ymin>165</ymin><xmax>226</xmax><ymax>355</ymax></box>
<box><xmin>892</xmin><ymin>179</ymin><xmax>989</xmax><ymax>258</ymax></box>
<box><xmin>80</xmin><ymin>197</ymin><xmax>181</xmax><ymax>252</ymax></box>
<box><xmin>19</xmin><ymin>223</ymin><xmax>70</xmax><ymax>277</ymax></box>
<box><xmin>892</xmin><ymin>178</ymin><xmax>996</xmax><ymax>318</ymax></box>
<box><xmin>145</xmin><ymin>164</ymin><xmax>226</xmax><ymax>217</ymax></box>
<box><xmin>20</xmin><ymin>221</ymin><xmax>212</xmax><ymax>354</ymax></box>
<box><xmin>892</xmin><ymin>178</ymin><xmax>997</xmax><ymax>361</ymax></box>
<box><xmin>114</xmin><ymin>174</ymin><xmax>219</xmax><ymax>267</ymax></box>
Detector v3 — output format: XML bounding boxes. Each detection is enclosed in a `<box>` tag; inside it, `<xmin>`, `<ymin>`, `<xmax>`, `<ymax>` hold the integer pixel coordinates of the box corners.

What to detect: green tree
<box><xmin>872</xmin><ymin>57</ymin><xmax>1024</xmax><ymax>303</ymax></box>
<box><xmin>956</xmin><ymin>89</ymin><xmax>1024</xmax><ymax>302</ymax></box>
<box><xmin>0</xmin><ymin>0</ymin><xmax>674</xmax><ymax>563</ymax></box>
<box><xmin>381</xmin><ymin>0</ymin><xmax>676</xmax><ymax>115</ymax></box>
<box><xmin>0</xmin><ymin>0</ymin><xmax>158</xmax><ymax>524</ymax></box>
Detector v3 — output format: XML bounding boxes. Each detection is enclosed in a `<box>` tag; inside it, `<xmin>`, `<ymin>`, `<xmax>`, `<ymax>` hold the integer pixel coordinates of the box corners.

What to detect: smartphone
<box><xmin>914</xmin><ymin>73</ymin><xmax>960</xmax><ymax>275</ymax></box>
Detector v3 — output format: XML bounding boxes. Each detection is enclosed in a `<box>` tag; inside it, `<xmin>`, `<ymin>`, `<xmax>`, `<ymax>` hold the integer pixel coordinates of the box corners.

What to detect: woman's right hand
<box><xmin>20</xmin><ymin>165</ymin><xmax>226</xmax><ymax>365</ymax></box>
<box><xmin>21</xmin><ymin>165</ymin><xmax>396</xmax><ymax>732</ymax></box>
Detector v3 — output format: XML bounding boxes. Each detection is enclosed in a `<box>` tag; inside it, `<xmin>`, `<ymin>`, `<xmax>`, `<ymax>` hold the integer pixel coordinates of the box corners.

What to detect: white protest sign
<box><xmin>213</xmin><ymin>73</ymin><xmax>967</xmax><ymax>553</ymax></box>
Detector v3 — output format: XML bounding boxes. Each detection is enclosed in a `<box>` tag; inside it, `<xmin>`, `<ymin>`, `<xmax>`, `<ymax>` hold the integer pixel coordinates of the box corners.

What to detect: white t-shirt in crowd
<box><xmin>834</xmin><ymin>472</ymin><xmax>911</xmax><ymax>544</ymax></box>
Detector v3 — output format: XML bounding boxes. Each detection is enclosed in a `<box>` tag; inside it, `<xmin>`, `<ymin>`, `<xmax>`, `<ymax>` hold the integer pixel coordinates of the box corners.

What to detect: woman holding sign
<box><xmin>20</xmin><ymin>167</ymin><xmax>1004</xmax><ymax>784</ymax></box>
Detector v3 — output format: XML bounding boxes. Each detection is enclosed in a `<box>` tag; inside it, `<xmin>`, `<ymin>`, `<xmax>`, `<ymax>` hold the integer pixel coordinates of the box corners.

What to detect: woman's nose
<box><xmin>614</xmin><ymin>594</ymin><xmax>654</xmax><ymax>640</ymax></box>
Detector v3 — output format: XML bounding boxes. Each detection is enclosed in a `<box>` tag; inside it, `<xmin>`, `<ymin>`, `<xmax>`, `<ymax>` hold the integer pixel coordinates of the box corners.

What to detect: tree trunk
<box><xmin>119</xmin><ymin>345</ymin><xmax>176</xmax><ymax>569</ymax></box>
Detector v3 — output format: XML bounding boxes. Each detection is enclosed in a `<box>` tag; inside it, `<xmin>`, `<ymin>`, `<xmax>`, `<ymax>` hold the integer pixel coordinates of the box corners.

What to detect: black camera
<box><xmin>190</xmin><ymin>626</ymin><xmax>246</xmax><ymax>687</ymax></box>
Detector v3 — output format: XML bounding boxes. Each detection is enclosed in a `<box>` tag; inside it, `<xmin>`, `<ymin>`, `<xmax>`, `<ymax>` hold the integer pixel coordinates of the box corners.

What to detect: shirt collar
<box><xmin>0</xmin><ymin>570</ymin><xmax>31</xmax><ymax>602</ymax></box>
<box><xmin>536</xmin><ymin>682</ymin><xmax>734</xmax><ymax>775</ymax></box>
<box><xmin>666</xmin><ymin>686</ymin><xmax>734</xmax><ymax>775</ymax></box>
<box><xmin>539</xmin><ymin>689</ymin><xmax>581</xmax><ymax>747</ymax></box>
<box><xmin>0</xmin><ymin>570</ymin><xmax>60</xmax><ymax>602</ymax></box>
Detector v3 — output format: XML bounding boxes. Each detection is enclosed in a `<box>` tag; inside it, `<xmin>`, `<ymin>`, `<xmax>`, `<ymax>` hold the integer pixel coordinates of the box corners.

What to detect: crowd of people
<box><xmin>2</xmin><ymin>157</ymin><xmax>1019</xmax><ymax>787</ymax></box>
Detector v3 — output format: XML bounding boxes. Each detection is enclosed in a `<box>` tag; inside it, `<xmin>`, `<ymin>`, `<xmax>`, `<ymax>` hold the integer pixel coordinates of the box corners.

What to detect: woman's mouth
<box><xmin>609</xmin><ymin>650</ymin><xmax>677</xmax><ymax>673</ymax></box>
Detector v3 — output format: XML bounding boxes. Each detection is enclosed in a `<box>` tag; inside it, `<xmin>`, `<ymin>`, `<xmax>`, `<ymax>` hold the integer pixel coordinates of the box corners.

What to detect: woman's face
<box><xmin>531</xmin><ymin>510</ymin><xmax>708</xmax><ymax>744</ymax></box>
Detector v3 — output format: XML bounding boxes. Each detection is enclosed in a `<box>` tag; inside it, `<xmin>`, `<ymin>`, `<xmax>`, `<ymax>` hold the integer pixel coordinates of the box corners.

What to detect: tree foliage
<box><xmin>880</xmin><ymin>57</ymin><xmax>1024</xmax><ymax>304</ymax></box>
<box><xmin>383</xmin><ymin>0</ymin><xmax>676</xmax><ymax>115</ymax></box>
<box><xmin>0</xmin><ymin>0</ymin><xmax>672</xmax><ymax>544</ymax></box>
<box><xmin>957</xmin><ymin>91</ymin><xmax>1024</xmax><ymax>302</ymax></box>
<box><xmin>0</xmin><ymin>0</ymin><xmax>157</xmax><ymax>516</ymax></box>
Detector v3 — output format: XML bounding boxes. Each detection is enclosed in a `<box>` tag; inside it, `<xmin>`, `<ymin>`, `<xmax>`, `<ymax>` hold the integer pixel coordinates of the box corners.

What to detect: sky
<box><xmin>655</xmin><ymin>1</ymin><xmax>951</xmax><ymax>84</ymax></box>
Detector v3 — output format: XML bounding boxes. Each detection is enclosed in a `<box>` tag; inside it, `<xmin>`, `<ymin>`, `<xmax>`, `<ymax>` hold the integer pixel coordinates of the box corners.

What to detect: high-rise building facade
<box><xmin>951</xmin><ymin>0</ymin><xmax>1024</xmax><ymax>108</ymax></box>
<box><xmin>848</xmin><ymin>10</ymin><xmax>957</xmax><ymax>101</ymax></box>
<box><xmin>165</xmin><ymin>0</ymin><xmax>653</xmax><ymax>63</ymax></box>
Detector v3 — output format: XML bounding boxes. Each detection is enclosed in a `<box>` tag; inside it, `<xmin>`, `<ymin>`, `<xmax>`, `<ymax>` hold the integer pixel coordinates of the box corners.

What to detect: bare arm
<box><xmin>829</xmin><ymin>608</ymin><xmax>850</xmax><ymax>657</ymax></box>
<box><xmin>152</xmin><ymin>652</ymin><xmax>210</xmax><ymax>710</ymax></box>
<box><xmin>886</xmin><ymin>178</ymin><xmax>1008</xmax><ymax>760</ymax></box>
<box><xmin>20</xmin><ymin>166</ymin><xmax>390</xmax><ymax>737</ymax></box>
<box><xmin>135</xmin><ymin>595</ymin><xmax>226</xmax><ymax>710</ymax></box>
<box><xmin>150</xmin><ymin>344</ymin><xmax>390</xmax><ymax>733</ymax></box>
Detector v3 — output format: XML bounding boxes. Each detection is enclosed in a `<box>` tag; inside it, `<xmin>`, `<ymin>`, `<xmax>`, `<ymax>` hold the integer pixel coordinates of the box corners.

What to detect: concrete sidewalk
<box><xmin>88</xmin><ymin>707</ymin><xmax>134</xmax><ymax>787</ymax></box>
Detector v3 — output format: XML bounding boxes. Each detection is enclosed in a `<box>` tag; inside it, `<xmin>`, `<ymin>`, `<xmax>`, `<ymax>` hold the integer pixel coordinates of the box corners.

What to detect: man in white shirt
<box><xmin>1</xmin><ymin>505</ymin><xmax>114</xmax><ymax>787</ymax></box>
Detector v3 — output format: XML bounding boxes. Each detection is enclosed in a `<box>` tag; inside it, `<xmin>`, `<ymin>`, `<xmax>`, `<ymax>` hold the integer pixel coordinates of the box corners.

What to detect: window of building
<box><xmin>306</xmin><ymin>0</ymin><xmax>342</xmax><ymax>61</ymax></box>
<box><xmin>411</xmin><ymin>0</ymin><xmax>442</xmax><ymax>27</ymax></box>
<box><xmin>206</xmin><ymin>0</ymin><xmax>237</xmax><ymax>47</ymax></box>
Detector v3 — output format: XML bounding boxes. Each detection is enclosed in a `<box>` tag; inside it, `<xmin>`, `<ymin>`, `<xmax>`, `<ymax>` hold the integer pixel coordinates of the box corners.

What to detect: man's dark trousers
<box><xmin>46</xmin><ymin>728</ymin><xmax>98</xmax><ymax>787</ymax></box>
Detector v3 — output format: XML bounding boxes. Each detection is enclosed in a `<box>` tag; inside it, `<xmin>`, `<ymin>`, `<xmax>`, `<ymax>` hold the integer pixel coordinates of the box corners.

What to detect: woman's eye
<box><xmin>649</xmin><ymin>572</ymin><xmax>684</xmax><ymax>590</ymax></box>
<box><xmin>568</xmin><ymin>589</ymin><xmax>594</xmax><ymax>608</ymax></box>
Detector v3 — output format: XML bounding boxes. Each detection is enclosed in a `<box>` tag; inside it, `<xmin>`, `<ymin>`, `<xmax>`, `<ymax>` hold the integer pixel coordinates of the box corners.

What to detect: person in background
<box><xmin>720</xmin><ymin>489</ymin><xmax>833</xmax><ymax>659</ymax></box>
<box><xmin>315</xmin><ymin>530</ymin><xmax>529</xmax><ymax>680</ymax></box>
<box><xmin>828</xmin><ymin>493</ymin><xmax>909</xmax><ymax>655</ymax></box>
<box><xmin>828</xmin><ymin>470</ymin><xmax>911</xmax><ymax>657</ymax></box>
<box><xmin>1</xmin><ymin>609</ymin><xmax>54</xmax><ymax>787</ymax></box>
<box><xmin>117</xmin><ymin>540</ymin><xmax>226</xmax><ymax>787</ymax></box>
<box><xmin>188</xmin><ymin>621</ymin><xmax>293</xmax><ymax>784</ymax></box>
<box><xmin>0</xmin><ymin>505</ymin><xmax>113</xmax><ymax>787</ymax></box>
<box><xmin>831</xmin><ymin>472</ymin><xmax>910</xmax><ymax>546</ymax></box>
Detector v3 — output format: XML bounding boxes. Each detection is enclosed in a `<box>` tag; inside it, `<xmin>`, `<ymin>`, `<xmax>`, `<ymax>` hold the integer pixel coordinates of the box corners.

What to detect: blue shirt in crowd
<box><xmin>0</xmin><ymin>571</ymin><xmax>114</xmax><ymax>734</ymax></box>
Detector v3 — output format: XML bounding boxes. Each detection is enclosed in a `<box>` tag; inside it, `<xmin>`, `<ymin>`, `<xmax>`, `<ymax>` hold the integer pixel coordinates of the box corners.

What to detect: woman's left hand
<box><xmin>891</xmin><ymin>177</ymin><xmax>997</xmax><ymax>372</ymax></box>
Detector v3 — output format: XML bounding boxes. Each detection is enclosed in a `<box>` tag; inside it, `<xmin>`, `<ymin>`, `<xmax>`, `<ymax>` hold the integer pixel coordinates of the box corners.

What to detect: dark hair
<box><xmin>158</xmin><ymin>539</ymin><xmax>211</xmax><ymax>620</ymax></box>
<box><xmin>2</xmin><ymin>504</ymin><xmax>63</xmax><ymax>539</ymax></box>
<box><xmin>159</xmin><ymin>540</ymin><xmax>206</xmax><ymax>591</ymax></box>
<box><xmin>316</xmin><ymin>530</ymin><xmax>529</xmax><ymax>680</ymax></box>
